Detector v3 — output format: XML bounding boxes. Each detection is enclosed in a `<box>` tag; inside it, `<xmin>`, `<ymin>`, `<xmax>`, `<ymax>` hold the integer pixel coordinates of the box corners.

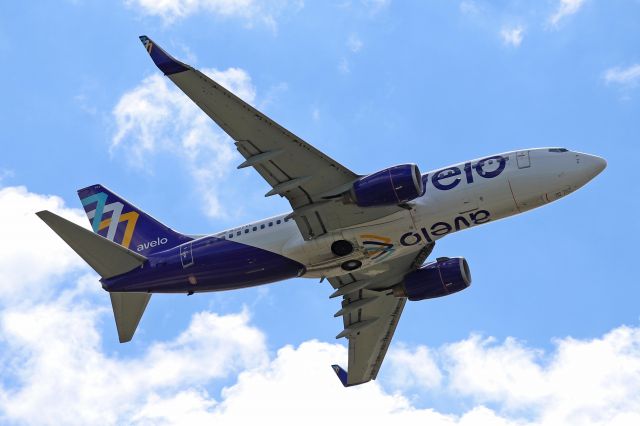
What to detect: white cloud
<box><xmin>0</xmin><ymin>186</ymin><xmax>268</xmax><ymax>425</ymax></box>
<box><xmin>0</xmin><ymin>298</ymin><xmax>267</xmax><ymax>425</ymax></box>
<box><xmin>347</xmin><ymin>34</ymin><xmax>364</xmax><ymax>53</ymax></box>
<box><xmin>548</xmin><ymin>0</ymin><xmax>585</xmax><ymax>27</ymax></box>
<box><xmin>444</xmin><ymin>335</ymin><xmax>548</xmax><ymax>408</ymax></box>
<box><xmin>338</xmin><ymin>58</ymin><xmax>350</xmax><ymax>74</ymax></box>
<box><xmin>73</xmin><ymin>93</ymin><xmax>98</xmax><ymax>115</ymax></box>
<box><xmin>361</xmin><ymin>0</ymin><xmax>390</xmax><ymax>15</ymax></box>
<box><xmin>3</xmin><ymin>186</ymin><xmax>640</xmax><ymax>425</ymax></box>
<box><xmin>386</xmin><ymin>344</ymin><xmax>442</xmax><ymax>390</ymax></box>
<box><xmin>119</xmin><ymin>327</ymin><xmax>640</xmax><ymax>424</ymax></box>
<box><xmin>604</xmin><ymin>64</ymin><xmax>640</xmax><ymax>87</ymax></box>
<box><xmin>0</xmin><ymin>186</ymin><xmax>88</xmax><ymax>303</ymax></box>
<box><xmin>6</xmin><ymin>291</ymin><xmax>640</xmax><ymax>426</ymax></box>
<box><xmin>0</xmin><ymin>169</ymin><xmax>13</xmax><ymax>185</ymax></box>
<box><xmin>500</xmin><ymin>25</ymin><xmax>524</xmax><ymax>47</ymax></box>
<box><xmin>125</xmin><ymin>0</ymin><xmax>299</xmax><ymax>28</ymax></box>
<box><xmin>311</xmin><ymin>107</ymin><xmax>320</xmax><ymax>121</ymax></box>
<box><xmin>459</xmin><ymin>0</ymin><xmax>479</xmax><ymax>15</ymax></box>
<box><xmin>111</xmin><ymin>69</ymin><xmax>255</xmax><ymax>218</ymax></box>
<box><xmin>339</xmin><ymin>34</ymin><xmax>363</xmax><ymax>74</ymax></box>
<box><xmin>444</xmin><ymin>329</ymin><xmax>640</xmax><ymax>423</ymax></box>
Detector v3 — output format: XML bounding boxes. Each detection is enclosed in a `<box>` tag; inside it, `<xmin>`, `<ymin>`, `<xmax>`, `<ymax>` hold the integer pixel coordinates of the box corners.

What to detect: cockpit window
<box><xmin>548</xmin><ymin>148</ymin><xmax>568</xmax><ymax>153</ymax></box>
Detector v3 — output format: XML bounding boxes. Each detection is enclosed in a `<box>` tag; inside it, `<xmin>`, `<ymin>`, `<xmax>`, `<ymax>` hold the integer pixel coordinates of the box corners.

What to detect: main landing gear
<box><xmin>331</xmin><ymin>240</ymin><xmax>354</xmax><ymax>257</ymax></box>
<box><xmin>340</xmin><ymin>259</ymin><xmax>362</xmax><ymax>271</ymax></box>
<box><xmin>331</xmin><ymin>240</ymin><xmax>361</xmax><ymax>271</ymax></box>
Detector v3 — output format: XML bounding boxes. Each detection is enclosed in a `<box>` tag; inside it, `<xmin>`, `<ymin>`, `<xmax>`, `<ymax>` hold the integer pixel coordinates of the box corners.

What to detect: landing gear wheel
<box><xmin>331</xmin><ymin>240</ymin><xmax>354</xmax><ymax>257</ymax></box>
<box><xmin>341</xmin><ymin>259</ymin><xmax>362</xmax><ymax>271</ymax></box>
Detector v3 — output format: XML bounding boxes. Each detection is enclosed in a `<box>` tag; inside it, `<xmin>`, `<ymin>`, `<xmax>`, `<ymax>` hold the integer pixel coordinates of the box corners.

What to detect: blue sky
<box><xmin>1</xmin><ymin>0</ymin><xmax>639</xmax><ymax>424</ymax></box>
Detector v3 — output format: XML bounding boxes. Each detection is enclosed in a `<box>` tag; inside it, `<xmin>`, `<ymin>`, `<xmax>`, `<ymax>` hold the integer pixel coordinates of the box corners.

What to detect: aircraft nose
<box><xmin>568</xmin><ymin>152</ymin><xmax>606</xmax><ymax>190</ymax></box>
<box><xmin>581</xmin><ymin>153</ymin><xmax>607</xmax><ymax>180</ymax></box>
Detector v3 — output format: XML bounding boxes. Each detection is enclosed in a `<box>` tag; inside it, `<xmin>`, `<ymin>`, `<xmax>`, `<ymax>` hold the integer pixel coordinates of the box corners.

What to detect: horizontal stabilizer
<box><xmin>37</xmin><ymin>210</ymin><xmax>147</xmax><ymax>279</ymax></box>
<box><xmin>110</xmin><ymin>292</ymin><xmax>151</xmax><ymax>343</ymax></box>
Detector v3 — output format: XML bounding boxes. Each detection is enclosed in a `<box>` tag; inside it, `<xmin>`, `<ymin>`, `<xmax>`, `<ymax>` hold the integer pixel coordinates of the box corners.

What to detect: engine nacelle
<box><xmin>393</xmin><ymin>257</ymin><xmax>471</xmax><ymax>301</ymax></box>
<box><xmin>351</xmin><ymin>164</ymin><xmax>423</xmax><ymax>207</ymax></box>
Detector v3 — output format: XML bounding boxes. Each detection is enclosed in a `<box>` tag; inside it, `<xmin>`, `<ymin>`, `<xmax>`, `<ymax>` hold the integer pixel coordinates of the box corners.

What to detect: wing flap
<box><xmin>349</xmin><ymin>296</ymin><xmax>406</xmax><ymax>383</ymax></box>
<box><xmin>328</xmin><ymin>244</ymin><xmax>435</xmax><ymax>386</ymax></box>
<box><xmin>340</xmin><ymin>293</ymin><xmax>406</xmax><ymax>385</ymax></box>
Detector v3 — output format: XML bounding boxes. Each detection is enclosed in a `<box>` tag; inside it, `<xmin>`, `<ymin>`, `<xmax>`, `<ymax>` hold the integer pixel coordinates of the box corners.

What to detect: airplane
<box><xmin>37</xmin><ymin>36</ymin><xmax>607</xmax><ymax>387</ymax></box>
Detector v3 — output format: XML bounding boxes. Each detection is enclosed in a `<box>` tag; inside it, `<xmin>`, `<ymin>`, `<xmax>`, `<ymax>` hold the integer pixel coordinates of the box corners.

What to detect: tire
<box><xmin>341</xmin><ymin>260</ymin><xmax>362</xmax><ymax>271</ymax></box>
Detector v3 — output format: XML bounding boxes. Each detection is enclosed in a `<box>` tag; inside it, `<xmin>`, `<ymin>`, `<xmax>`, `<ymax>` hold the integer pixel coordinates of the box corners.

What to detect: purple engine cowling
<box><xmin>351</xmin><ymin>164</ymin><xmax>423</xmax><ymax>207</ymax></box>
<box><xmin>393</xmin><ymin>257</ymin><xmax>471</xmax><ymax>301</ymax></box>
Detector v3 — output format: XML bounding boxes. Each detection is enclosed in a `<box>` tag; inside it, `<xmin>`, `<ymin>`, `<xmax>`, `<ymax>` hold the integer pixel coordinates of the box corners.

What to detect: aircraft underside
<box><xmin>37</xmin><ymin>35</ymin><xmax>607</xmax><ymax>387</ymax></box>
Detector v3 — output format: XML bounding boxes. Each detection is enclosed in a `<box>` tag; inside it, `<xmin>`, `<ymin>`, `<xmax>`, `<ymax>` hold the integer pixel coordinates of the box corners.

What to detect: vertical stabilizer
<box><xmin>77</xmin><ymin>184</ymin><xmax>191</xmax><ymax>256</ymax></box>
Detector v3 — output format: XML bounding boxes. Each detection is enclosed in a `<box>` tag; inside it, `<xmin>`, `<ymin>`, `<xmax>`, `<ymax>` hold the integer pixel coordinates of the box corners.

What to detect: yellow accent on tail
<box><xmin>98</xmin><ymin>211</ymin><xmax>140</xmax><ymax>249</ymax></box>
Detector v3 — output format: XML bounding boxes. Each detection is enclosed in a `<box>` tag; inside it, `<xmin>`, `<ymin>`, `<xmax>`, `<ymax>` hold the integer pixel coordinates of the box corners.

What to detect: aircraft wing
<box><xmin>139</xmin><ymin>36</ymin><xmax>402</xmax><ymax>240</ymax></box>
<box><xmin>328</xmin><ymin>243</ymin><xmax>434</xmax><ymax>386</ymax></box>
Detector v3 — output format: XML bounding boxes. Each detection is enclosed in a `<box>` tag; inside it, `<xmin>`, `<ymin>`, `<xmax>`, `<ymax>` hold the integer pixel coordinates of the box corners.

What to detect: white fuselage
<box><xmin>212</xmin><ymin>148</ymin><xmax>606</xmax><ymax>281</ymax></box>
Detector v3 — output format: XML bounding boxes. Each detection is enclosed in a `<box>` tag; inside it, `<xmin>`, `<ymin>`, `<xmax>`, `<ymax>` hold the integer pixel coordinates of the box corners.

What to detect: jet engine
<box><xmin>350</xmin><ymin>164</ymin><xmax>423</xmax><ymax>207</ymax></box>
<box><xmin>393</xmin><ymin>257</ymin><xmax>471</xmax><ymax>301</ymax></box>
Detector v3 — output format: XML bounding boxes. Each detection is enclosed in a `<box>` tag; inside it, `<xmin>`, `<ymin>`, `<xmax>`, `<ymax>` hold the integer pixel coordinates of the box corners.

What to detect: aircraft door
<box><xmin>516</xmin><ymin>151</ymin><xmax>531</xmax><ymax>169</ymax></box>
<box><xmin>180</xmin><ymin>242</ymin><xmax>194</xmax><ymax>268</ymax></box>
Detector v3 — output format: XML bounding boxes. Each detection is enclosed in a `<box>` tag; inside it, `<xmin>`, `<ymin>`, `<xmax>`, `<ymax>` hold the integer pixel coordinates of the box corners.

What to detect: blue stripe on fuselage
<box><xmin>101</xmin><ymin>236</ymin><xmax>304</xmax><ymax>293</ymax></box>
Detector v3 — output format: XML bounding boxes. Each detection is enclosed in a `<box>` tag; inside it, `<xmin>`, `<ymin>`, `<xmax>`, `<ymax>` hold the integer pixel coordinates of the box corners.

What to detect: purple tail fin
<box><xmin>77</xmin><ymin>184</ymin><xmax>191</xmax><ymax>256</ymax></box>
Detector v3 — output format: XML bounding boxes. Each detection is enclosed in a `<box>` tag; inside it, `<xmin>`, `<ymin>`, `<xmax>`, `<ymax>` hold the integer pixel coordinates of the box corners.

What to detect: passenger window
<box><xmin>228</xmin><ymin>234</ymin><xmax>233</xmax><ymax>238</ymax></box>
<box><xmin>277</xmin><ymin>220</ymin><xmax>281</xmax><ymax>225</ymax></box>
<box><xmin>237</xmin><ymin>231</ymin><xmax>241</xmax><ymax>236</ymax></box>
<box><xmin>261</xmin><ymin>224</ymin><xmax>265</xmax><ymax>229</ymax></box>
<box><xmin>269</xmin><ymin>222</ymin><xmax>273</xmax><ymax>227</ymax></box>
<box><xmin>252</xmin><ymin>226</ymin><xmax>257</xmax><ymax>231</ymax></box>
<box><xmin>244</xmin><ymin>229</ymin><xmax>249</xmax><ymax>234</ymax></box>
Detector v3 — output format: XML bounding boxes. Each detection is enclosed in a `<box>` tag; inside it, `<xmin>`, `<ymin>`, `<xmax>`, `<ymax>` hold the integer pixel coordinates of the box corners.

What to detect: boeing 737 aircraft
<box><xmin>38</xmin><ymin>36</ymin><xmax>606</xmax><ymax>387</ymax></box>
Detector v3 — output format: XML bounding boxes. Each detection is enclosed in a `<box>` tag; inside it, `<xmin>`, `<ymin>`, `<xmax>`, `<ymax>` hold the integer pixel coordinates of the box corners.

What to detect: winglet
<box><xmin>139</xmin><ymin>35</ymin><xmax>189</xmax><ymax>75</ymax></box>
<box><xmin>331</xmin><ymin>364</ymin><xmax>351</xmax><ymax>387</ymax></box>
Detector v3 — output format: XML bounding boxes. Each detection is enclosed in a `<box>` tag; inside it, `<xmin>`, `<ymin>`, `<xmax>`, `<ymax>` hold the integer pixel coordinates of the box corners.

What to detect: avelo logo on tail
<box><xmin>81</xmin><ymin>191</ymin><xmax>140</xmax><ymax>249</ymax></box>
<box><xmin>78</xmin><ymin>184</ymin><xmax>191</xmax><ymax>257</ymax></box>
